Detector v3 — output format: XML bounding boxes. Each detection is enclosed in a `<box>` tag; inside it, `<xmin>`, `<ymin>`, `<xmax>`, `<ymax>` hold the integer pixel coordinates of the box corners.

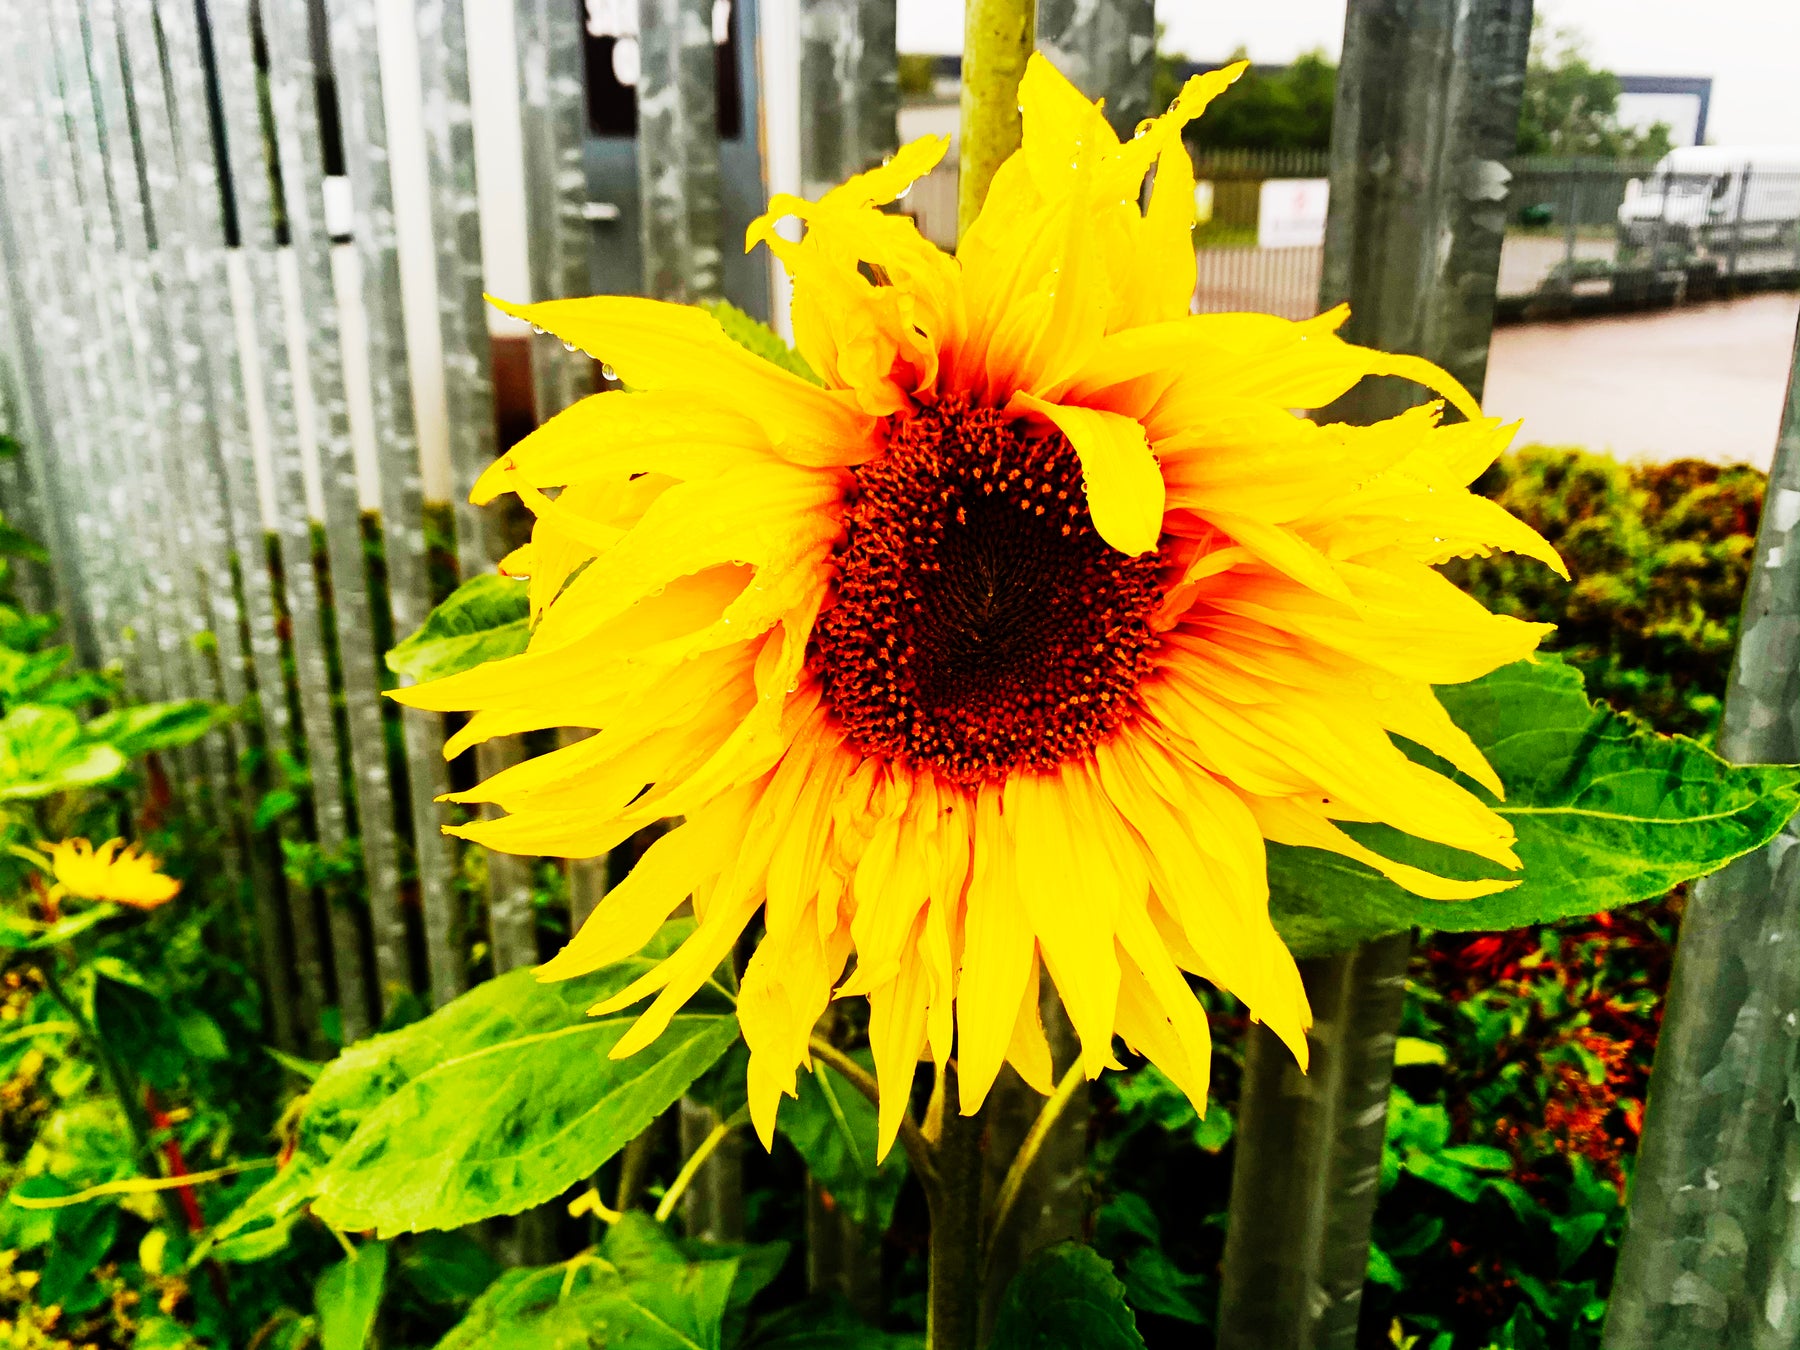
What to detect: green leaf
<box><xmin>386</xmin><ymin>574</ymin><xmax>530</xmax><ymax>684</ymax></box>
<box><xmin>1554</xmin><ymin>1210</ymin><xmax>1610</xmax><ymax>1270</ymax></box>
<box><xmin>990</xmin><ymin>1243</ymin><xmax>1146</xmax><ymax>1350</ymax></box>
<box><xmin>435</xmin><ymin>1257</ymin><xmax>709</xmax><ymax>1350</ymax></box>
<box><xmin>701</xmin><ymin>300</ymin><xmax>823</xmax><ymax>385</ymax></box>
<box><xmin>91</xmin><ymin>973</ymin><xmax>186</xmax><ymax>1091</ymax></box>
<box><xmin>394</xmin><ymin>1230</ymin><xmax>504</xmax><ymax>1311</ymax></box>
<box><xmin>1119</xmin><ymin>1247</ymin><xmax>1206</xmax><ymax>1324</ymax></box>
<box><xmin>0</xmin><ymin>903</ymin><xmax>116</xmax><ymax>952</ymax></box>
<box><xmin>317</xmin><ymin>1243</ymin><xmax>389</xmax><ymax>1350</ymax></box>
<box><xmin>602</xmin><ymin>1214</ymin><xmax>741</xmax><ymax>1350</ymax></box>
<box><xmin>275</xmin><ymin>923</ymin><xmax>734</xmax><ymax>1239</ymax></box>
<box><xmin>1400</xmin><ymin>1149</ymin><xmax>1485</xmax><ymax>1203</ymax></box>
<box><xmin>0</xmin><ymin>704</ymin><xmax>126</xmax><ymax>799</ymax></box>
<box><xmin>1270</xmin><ymin>657</ymin><xmax>1800</xmax><ymax>956</ymax></box>
<box><xmin>208</xmin><ymin>925</ymin><xmax>732</xmax><ymax>1255</ymax></box>
<box><xmin>85</xmin><ymin>701</ymin><xmax>222</xmax><ymax>758</ymax></box>
<box><xmin>742</xmin><ymin>1297</ymin><xmax>924</xmax><ymax>1349</ymax></box>
<box><xmin>1437</xmin><ymin>1144</ymin><xmax>1512</xmax><ymax>1172</ymax></box>
<box><xmin>201</xmin><ymin>1153</ymin><xmax>322</xmax><ymax>1263</ymax></box>
<box><xmin>0</xmin><ymin>646</ymin><xmax>75</xmax><ymax>704</ymax></box>
<box><xmin>1366</xmin><ymin>1240</ymin><xmax>1405</xmax><ymax>1290</ymax></box>
<box><xmin>0</xmin><ymin>515</ymin><xmax>48</xmax><ymax>563</ymax></box>
<box><xmin>778</xmin><ymin>1052</ymin><xmax>908</xmax><ymax>1232</ymax></box>
<box><xmin>1393</xmin><ymin>1037</ymin><xmax>1447</xmax><ymax>1068</ymax></box>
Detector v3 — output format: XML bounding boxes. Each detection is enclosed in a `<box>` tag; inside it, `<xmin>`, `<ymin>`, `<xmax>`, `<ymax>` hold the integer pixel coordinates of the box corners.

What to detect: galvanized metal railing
<box><xmin>0</xmin><ymin>0</ymin><xmax>915</xmax><ymax>1059</ymax></box>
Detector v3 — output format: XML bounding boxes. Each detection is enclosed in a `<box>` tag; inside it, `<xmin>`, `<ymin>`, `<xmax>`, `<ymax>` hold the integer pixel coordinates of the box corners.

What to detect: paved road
<box><xmin>1484</xmin><ymin>292</ymin><xmax>1799</xmax><ymax>470</ymax></box>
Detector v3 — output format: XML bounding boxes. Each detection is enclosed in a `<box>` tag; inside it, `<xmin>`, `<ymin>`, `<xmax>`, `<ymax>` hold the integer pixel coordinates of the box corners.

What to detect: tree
<box><xmin>1516</xmin><ymin>23</ymin><xmax>1673</xmax><ymax>158</ymax></box>
<box><xmin>1157</xmin><ymin>46</ymin><xmax>1337</xmax><ymax>152</ymax></box>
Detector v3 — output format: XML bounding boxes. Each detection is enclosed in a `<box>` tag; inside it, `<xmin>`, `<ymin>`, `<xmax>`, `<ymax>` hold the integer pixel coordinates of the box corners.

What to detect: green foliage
<box><xmin>385</xmin><ymin>572</ymin><xmax>530</xmax><ymax>684</ymax></box>
<box><xmin>740</xmin><ymin>1299</ymin><xmax>923</xmax><ymax>1348</ymax></box>
<box><xmin>1162</xmin><ymin>50</ymin><xmax>1336</xmax><ymax>152</ymax></box>
<box><xmin>1516</xmin><ymin>23</ymin><xmax>1673</xmax><ymax>159</ymax></box>
<box><xmin>435</xmin><ymin>1215</ymin><xmax>787</xmax><ymax>1350</ymax></box>
<box><xmin>209</xmin><ymin>922</ymin><xmax>740</xmax><ymax>1243</ymax></box>
<box><xmin>777</xmin><ymin>1052</ymin><xmax>908</xmax><ymax>1232</ymax></box>
<box><xmin>1269</xmin><ymin>656</ymin><xmax>1800</xmax><ymax>956</ymax></box>
<box><xmin>84</xmin><ymin>701</ymin><xmax>223</xmax><ymax>760</ymax></box>
<box><xmin>0</xmin><ymin>705</ymin><xmax>126</xmax><ymax>801</ymax></box>
<box><xmin>1094</xmin><ymin>1194</ymin><xmax>1209</xmax><ymax>1325</ymax></box>
<box><xmin>989</xmin><ymin>1243</ymin><xmax>1146</xmax><ymax>1350</ymax></box>
<box><xmin>317</xmin><ymin>1243</ymin><xmax>388</xmax><ymax>1350</ymax></box>
<box><xmin>1447</xmin><ymin>447</ymin><xmax>1762</xmax><ymax>740</ymax></box>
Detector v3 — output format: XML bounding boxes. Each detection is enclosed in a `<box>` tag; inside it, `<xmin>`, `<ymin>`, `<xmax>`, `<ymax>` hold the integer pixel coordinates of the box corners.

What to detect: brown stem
<box><xmin>926</xmin><ymin>1063</ymin><xmax>984</xmax><ymax>1350</ymax></box>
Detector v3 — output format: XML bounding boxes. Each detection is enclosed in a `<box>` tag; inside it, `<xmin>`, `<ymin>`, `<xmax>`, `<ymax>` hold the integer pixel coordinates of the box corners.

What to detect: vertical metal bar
<box><xmin>1214</xmin><ymin>3</ymin><xmax>1533</xmax><ymax>1348</ymax></box>
<box><xmin>13</xmin><ymin>7</ymin><xmax>150</xmax><ymax>694</ymax></box>
<box><xmin>259</xmin><ymin>0</ymin><xmax>403</xmax><ymax>1041</ymax></box>
<box><xmin>114</xmin><ymin>0</ymin><xmax>298</xmax><ymax>1044</ymax></box>
<box><xmin>514</xmin><ymin>0</ymin><xmax>589</xmax><ymax>417</ymax></box>
<box><xmin>1603</xmin><ymin>316</ymin><xmax>1800</xmax><ymax>1349</ymax></box>
<box><xmin>207</xmin><ymin>0</ymin><xmax>352</xmax><ymax>1047</ymax></box>
<box><xmin>82</xmin><ymin>0</ymin><xmax>233</xmax><ymax>819</ymax></box>
<box><xmin>1034</xmin><ymin>0</ymin><xmax>1154</xmax><ymax>140</ymax></box>
<box><xmin>638</xmin><ymin>0</ymin><xmax>722</xmax><ymax>306</ymax></box>
<box><xmin>798</xmin><ymin>0</ymin><xmax>898</xmax><ymax>198</ymax></box>
<box><xmin>151</xmin><ymin>0</ymin><xmax>304</xmax><ymax>1051</ymax></box>
<box><xmin>0</xmin><ymin>101</ymin><xmax>97</xmax><ymax>661</ymax></box>
<box><xmin>48</xmin><ymin>2</ymin><xmax>190</xmax><ymax>719</ymax></box>
<box><xmin>414</xmin><ymin>0</ymin><xmax>492</xmax><ymax>1002</ymax></box>
<box><xmin>1726</xmin><ymin>165</ymin><xmax>1752</xmax><ymax>290</ymax></box>
<box><xmin>417</xmin><ymin>0</ymin><xmax>498</xmax><ymax>583</ymax></box>
<box><xmin>325</xmin><ymin>0</ymin><xmax>458</xmax><ymax>1016</ymax></box>
<box><xmin>0</xmin><ymin>267</ymin><xmax>63</xmax><ymax>621</ymax></box>
<box><xmin>493</xmin><ymin>0</ymin><xmax>594</xmax><ymax>986</ymax></box>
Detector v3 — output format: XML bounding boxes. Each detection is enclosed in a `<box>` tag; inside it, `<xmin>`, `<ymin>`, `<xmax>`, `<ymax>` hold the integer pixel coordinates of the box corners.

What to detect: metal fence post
<box><xmin>414</xmin><ymin>0</ymin><xmax>495</xmax><ymax>1006</ymax></box>
<box><xmin>1602</xmin><ymin>314</ymin><xmax>1800</xmax><ymax>1350</ymax></box>
<box><xmin>207</xmin><ymin>0</ymin><xmax>358</xmax><ymax>1050</ymax></box>
<box><xmin>798</xmin><ymin>0</ymin><xmax>899</xmax><ymax>198</ymax></box>
<box><xmin>1034</xmin><ymin>0</ymin><xmax>1155</xmax><ymax>140</ymax></box>
<box><xmin>638</xmin><ymin>0</ymin><xmax>724</xmax><ymax>305</ymax></box>
<box><xmin>1214</xmin><ymin>2</ymin><xmax>1533</xmax><ymax>1346</ymax></box>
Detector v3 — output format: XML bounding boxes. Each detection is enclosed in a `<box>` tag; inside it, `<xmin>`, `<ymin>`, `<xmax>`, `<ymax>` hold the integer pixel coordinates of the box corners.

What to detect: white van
<box><xmin>1618</xmin><ymin>146</ymin><xmax>1800</xmax><ymax>251</ymax></box>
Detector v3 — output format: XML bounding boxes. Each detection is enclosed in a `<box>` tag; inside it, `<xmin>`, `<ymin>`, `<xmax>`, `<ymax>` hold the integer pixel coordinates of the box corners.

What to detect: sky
<box><xmin>895</xmin><ymin>0</ymin><xmax>1800</xmax><ymax>146</ymax></box>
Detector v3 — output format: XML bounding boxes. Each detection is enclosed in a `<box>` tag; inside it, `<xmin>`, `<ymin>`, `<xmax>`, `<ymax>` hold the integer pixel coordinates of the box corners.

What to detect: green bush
<box><xmin>1445</xmin><ymin>446</ymin><xmax>1763</xmax><ymax>742</ymax></box>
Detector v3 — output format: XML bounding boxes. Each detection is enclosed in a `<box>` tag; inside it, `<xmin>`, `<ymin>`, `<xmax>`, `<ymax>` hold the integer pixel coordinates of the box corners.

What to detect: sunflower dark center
<box><xmin>813</xmin><ymin>398</ymin><xmax>1165</xmax><ymax>785</ymax></box>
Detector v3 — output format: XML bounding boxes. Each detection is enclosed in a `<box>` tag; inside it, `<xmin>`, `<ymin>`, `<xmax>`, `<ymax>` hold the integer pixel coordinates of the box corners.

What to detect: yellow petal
<box><xmin>1010</xmin><ymin>394</ymin><xmax>1163</xmax><ymax>556</ymax></box>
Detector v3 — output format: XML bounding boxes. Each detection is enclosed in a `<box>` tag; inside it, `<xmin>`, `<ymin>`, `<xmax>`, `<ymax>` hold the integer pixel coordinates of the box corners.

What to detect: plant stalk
<box><xmin>956</xmin><ymin>0</ymin><xmax>1034</xmax><ymax>239</ymax></box>
<box><xmin>926</xmin><ymin>1063</ymin><xmax>985</xmax><ymax>1350</ymax></box>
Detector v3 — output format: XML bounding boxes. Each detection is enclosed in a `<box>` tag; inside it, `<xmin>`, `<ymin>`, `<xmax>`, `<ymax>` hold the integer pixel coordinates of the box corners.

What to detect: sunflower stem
<box><xmin>956</xmin><ymin>0</ymin><xmax>1035</xmax><ymax>239</ymax></box>
<box><xmin>925</xmin><ymin>1063</ymin><xmax>984</xmax><ymax>1350</ymax></box>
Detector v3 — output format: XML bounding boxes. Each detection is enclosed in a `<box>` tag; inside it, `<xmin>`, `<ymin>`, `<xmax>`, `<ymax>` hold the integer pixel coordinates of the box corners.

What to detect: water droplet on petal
<box><xmin>561</xmin><ymin>340</ymin><xmax>578</xmax><ymax>353</ymax></box>
<box><xmin>601</xmin><ymin>363</ymin><xmax>619</xmax><ymax>380</ymax></box>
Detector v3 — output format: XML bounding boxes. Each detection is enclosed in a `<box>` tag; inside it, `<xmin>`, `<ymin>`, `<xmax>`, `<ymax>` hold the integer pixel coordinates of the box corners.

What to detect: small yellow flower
<box><xmin>45</xmin><ymin>838</ymin><xmax>180</xmax><ymax>909</ymax></box>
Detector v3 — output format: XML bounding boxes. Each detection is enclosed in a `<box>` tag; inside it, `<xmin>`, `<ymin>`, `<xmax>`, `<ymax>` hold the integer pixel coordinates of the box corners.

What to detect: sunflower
<box><xmin>396</xmin><ymin>55</ymin><xmax>1562</xmax><ymax>1155</ymax></box>
<box><xmin>44</xmin><ymin>838</ymin><xmax>181</xmax><ymax>909</ymax></box>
